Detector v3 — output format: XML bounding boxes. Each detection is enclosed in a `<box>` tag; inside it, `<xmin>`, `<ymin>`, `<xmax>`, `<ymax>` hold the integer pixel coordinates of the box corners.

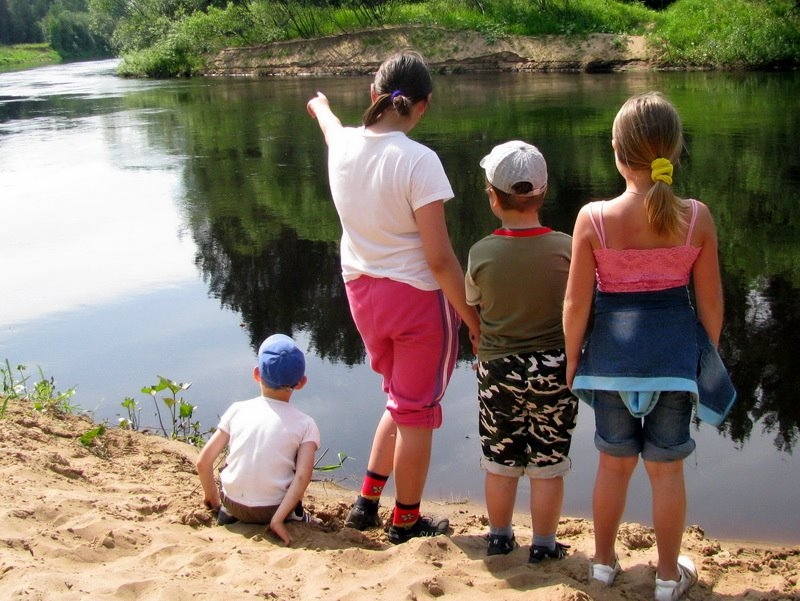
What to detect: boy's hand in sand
<box><xmin>270</xmin><ymin>516</ymin><xmax>293</xmax><ymax>546</ymax></box>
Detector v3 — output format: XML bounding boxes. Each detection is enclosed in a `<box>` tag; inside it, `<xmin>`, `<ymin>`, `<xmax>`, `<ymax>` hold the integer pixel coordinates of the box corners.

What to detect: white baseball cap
<box><xmin>480</xmin><ymin>140</ymin><xmax>548</xmax><ymax>196</ymax></box>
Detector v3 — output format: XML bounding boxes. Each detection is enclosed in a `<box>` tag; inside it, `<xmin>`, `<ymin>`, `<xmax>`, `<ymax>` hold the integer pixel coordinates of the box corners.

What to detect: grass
<box><xmin>4</xmin><ymin>1</ymin><xmax>799</xmax><ymax>75</ymax></box>
<box><xmin>0</xmin><ymin>43</ymin><xmax>61</xmax><ymax>72</ymax></box>
<box><xmin>654</xmin><ymin>0</ymin><xmax>800</xmax><ymax>68</ymax></box>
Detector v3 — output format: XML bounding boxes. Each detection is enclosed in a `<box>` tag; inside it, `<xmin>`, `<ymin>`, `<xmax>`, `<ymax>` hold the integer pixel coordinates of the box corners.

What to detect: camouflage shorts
<box><xmin>478</xmin><ymin>349</ymin><xmax>578</xmax><ymax>478</ymax></box>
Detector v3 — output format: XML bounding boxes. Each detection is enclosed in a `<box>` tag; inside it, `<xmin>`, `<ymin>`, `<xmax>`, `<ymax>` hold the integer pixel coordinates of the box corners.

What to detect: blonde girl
<box><xmin>564</xmin><ymin>92</ymin><xmax>730</xmax><ymax>600</ymax></box>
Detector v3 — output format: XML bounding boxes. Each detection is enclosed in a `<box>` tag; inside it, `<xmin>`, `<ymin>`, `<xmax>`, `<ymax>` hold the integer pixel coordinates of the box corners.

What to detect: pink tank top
<box><xmin>589</xmin><ymin>199</ymin><xmax>702</xmax><ymax>293</ymax></box>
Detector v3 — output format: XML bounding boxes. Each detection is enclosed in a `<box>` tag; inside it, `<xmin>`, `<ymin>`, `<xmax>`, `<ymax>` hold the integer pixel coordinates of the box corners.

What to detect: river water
<box><xmin>1</xmin><ymin>59</ymin><xmax>798</xmax><ymax>544</ymax></box>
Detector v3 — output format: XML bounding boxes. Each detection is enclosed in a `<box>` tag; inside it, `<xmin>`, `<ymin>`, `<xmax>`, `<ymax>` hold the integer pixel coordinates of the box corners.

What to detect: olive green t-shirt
<box><xmin>466</xmin><ymin>227</ymin><xmax>572</xmax><ymax>362</ymax></box>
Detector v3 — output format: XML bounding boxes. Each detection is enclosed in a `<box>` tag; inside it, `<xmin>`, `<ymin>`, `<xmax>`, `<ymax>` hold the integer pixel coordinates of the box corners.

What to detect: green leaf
<box><xmin>79</xmin><ymin>424</ymin><xmax>106</xmax><ymax>447</ymax></box>
<box><xmin>179</xmin><ymin>400</ymin><xmax>195</xmax><ymax>418</ymax></box>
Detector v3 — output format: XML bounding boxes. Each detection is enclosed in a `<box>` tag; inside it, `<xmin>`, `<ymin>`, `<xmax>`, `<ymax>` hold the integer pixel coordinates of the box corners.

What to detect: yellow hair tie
<box><xmin>651</xmin><ymin>158</ymin><xmax>673</xmax><ymax>186</ymax></box>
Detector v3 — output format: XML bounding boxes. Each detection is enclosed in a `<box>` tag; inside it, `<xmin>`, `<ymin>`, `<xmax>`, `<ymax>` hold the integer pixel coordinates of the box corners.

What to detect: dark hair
<box><xmin>362</xmin><ymin>52</ymin><xmax>433</xmax><ymax>127</ymax></box>
<box><xmin>489</xmin><ymin>181</ymin><xmax>543</xmax><ymax>212</ymax></box>
<box><xmin>613</xmin><ymin>91</ymin><xmax>685</xmax><ymax>236</ymax></box>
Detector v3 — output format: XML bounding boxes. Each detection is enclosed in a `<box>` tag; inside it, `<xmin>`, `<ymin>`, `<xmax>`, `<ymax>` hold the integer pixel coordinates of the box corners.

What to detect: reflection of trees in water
<box><xmin>719</xmin><ymin>272</ymin><xmax>799</xmax><ymax>453</ymax></box>
<box><xmin>172</xmin><ymin>70</ymin><xmax>800</xmax><ymax>454</ymax></box>
<box><xmin>192</xmin><ymin>207</ymin><xmax>800</xmax><ymax>454</ymax></box>
<box><xmin>191</xmin><ymin>213</ymin><xmax>477</xmax><ymax>368</ymax></box>
<box><xmin>193</xmin><ymin>215</ymin><xmax>366</xmax><ymax>365</ymax></box>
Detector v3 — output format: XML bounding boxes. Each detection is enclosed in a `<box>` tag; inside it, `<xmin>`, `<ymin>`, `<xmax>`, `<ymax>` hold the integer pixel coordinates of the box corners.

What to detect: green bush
<box><xmin>655</xmin><ymin>0</ymin><xmax>800</xmax><ymax>67</ymax></box>
<box><xmin>42</xmin><ymin>9</ymin><xmax>112</xmax><ymax>59</ymax></box>
<box><xmin>112</xmin><ymin>14</ymin><xmax>173</xmax><ymax>53</ymax></box>
<box><xmin>118</xmin><ymin>4</ymin><xmax>285</xmax><ymax>77</ymax></box>
<box><xmin>118</xmin><ymin>34</ymin><xmax>199</xmax><ymax>77</ymax></box>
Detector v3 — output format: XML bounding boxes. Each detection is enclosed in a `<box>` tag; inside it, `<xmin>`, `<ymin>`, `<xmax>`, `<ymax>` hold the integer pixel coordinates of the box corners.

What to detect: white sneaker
<box><xmin>590</xmin><ymin>558</ymin><xmax>621</xmax><ymax>585</ymax></box>
<box><xmin>654</xmin><ymin>555</ymin><xmax>698</xmax><ymax>601</ymax></box>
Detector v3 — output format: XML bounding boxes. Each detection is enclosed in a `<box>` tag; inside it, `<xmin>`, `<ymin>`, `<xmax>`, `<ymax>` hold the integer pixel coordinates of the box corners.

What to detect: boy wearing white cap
<box><xmin>196</xmin><ymin>333</ymin><xmax>320</xmax><ymax>546</ymax></box>
<box><xmin>466</xmin><ymin>141</ymin><xmax>578</xmax><ymax>562</ymax></box>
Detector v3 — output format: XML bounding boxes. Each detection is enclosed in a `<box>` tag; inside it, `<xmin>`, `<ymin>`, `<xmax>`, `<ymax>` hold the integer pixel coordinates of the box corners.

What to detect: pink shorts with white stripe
<box><xmin>345</xmin><ymin>276</ymin><xmax>461</xmax><ymax>429</ymax></box>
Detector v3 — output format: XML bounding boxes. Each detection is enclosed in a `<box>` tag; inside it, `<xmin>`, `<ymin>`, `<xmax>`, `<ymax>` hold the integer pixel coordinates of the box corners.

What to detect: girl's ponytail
<box><xmin>613</xmin><ymin>92</ymin><xmax>685</xmax><ymax>237</ymax></box>
<box><xmin>362</xmin><ymin>52</ymin><xmax>432</xmax><ymax>127</ymax></box>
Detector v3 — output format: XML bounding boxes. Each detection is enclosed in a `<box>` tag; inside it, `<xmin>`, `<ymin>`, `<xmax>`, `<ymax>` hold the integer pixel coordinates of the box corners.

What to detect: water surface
<box><xmin>1</xmin><ymin>60</ymin><xmax>798</xmax><ymax>544</ymax></box>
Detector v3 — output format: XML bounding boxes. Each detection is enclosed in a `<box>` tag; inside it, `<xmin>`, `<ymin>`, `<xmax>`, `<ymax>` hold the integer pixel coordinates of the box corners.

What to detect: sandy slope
<box><xmin>0</xmin><ymin>401</ymin><xmax>798</xmax><ymax>600</ymax></box>
<box><xmin>205</xmin><ymin>26</ymin><xmax>653</xmax><ymax>76</ymax></box>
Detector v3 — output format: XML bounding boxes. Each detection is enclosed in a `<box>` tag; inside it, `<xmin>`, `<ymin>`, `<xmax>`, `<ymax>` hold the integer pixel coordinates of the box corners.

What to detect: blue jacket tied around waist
<box><xmin>572</xmin><ymin>286</ymin><xmax>736</xmax><ymax>426</ymax></box>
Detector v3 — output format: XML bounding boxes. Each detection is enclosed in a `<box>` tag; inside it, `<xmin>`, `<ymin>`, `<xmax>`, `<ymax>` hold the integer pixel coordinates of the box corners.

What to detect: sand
<box><xmin>1</xmin><ymin>401</ymin><xmax>798</xmax><ymax>600</ymax></box>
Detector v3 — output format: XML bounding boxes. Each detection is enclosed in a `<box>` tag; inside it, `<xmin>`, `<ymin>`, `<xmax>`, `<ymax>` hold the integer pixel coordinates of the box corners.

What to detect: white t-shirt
<box><xmin>326</xmin><ymin>127</ymin><xmax>454</xmax><ymax>291</ymax></box>
<box><xmin>218</xmin><ymin>396</ymin><xmax>320</xmax><ymax>507</ymax></box>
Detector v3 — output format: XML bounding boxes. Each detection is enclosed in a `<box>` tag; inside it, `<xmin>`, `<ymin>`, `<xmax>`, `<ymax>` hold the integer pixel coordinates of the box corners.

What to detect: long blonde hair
<box><xmin>613</xmin><ymin>92</ymin><xmax>685</xmax><ymax>237</ymax></box>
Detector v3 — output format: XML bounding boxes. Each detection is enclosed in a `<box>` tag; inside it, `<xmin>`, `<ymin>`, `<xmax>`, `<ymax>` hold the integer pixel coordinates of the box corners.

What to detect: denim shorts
<box><xmin>593</xmin><ymin>389</ymin><xmax>696</xmax><ymax>462</ymax></box>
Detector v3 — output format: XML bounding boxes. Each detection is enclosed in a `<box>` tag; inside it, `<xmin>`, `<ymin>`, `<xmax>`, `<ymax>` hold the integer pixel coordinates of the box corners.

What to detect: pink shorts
<box><xmin>345</xmin><ymin>276</ymin><xmax>461</xmax><ymax>429</ymax></box>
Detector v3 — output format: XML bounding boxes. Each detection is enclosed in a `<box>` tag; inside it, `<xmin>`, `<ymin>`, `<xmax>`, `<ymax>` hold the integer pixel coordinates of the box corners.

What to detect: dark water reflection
<box><xmin>1</xmin><ymin>61</ymin><xmax>799</xmax><ymax>543</ymax></box>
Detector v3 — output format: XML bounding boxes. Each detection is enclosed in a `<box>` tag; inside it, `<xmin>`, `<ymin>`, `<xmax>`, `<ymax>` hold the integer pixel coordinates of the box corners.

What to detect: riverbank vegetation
<box><xmin>1</xmin><ymin>0</ymin><xmax>799</xmax><ymax>75</ymax></box>
<box><xmin>115</xmin><ymin>0</ymin><xmax>800</xmax><ymax>77</ymax></box>
<box><xmin>0</xmin><ymin>0</ymin><xmax>110</xmax><ymax>62</ymax></box>
<box><xmin>0</xmin><ymin>43</ymin><xmax>60</xmax><ymax>71</ymax></box>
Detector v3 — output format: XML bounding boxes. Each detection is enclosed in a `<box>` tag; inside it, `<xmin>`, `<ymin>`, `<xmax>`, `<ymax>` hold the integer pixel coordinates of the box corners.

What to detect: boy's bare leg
<box><xmin>530</xmin><ymin>475</ymin><xmax>564</xmax><ymax>538</ymax></box>
<box><xmin>485</xmin><ymin>472</ymin><xmax>517</xmax><ymax>529</ymax></box>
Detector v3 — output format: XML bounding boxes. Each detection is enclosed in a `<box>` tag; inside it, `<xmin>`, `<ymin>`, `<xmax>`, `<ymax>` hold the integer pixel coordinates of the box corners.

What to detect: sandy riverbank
<box><xmin>1</xmin><ymin>401</ymin><xmax>798</xmax><ymax>600</ymax></box>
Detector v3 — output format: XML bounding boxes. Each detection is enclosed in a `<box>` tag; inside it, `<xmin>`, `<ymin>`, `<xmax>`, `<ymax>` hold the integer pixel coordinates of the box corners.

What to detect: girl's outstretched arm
<box><xmin>306</xmin><ymin>91</ymin><xmax>343</xmax><ymax>145</ymax></box>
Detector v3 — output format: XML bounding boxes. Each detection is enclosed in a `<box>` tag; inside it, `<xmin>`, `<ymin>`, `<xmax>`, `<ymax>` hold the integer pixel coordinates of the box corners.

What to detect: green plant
<box><xmin>118</xmin><ymin>396</ymin><xmax>141</xmax><ymax>431</ymax></box>
<box><xmin>313</xmin><ymin>448</ymin><xmax>350</xmax><ymax>479</ymax></box>
<box><xmin>1</xmin><ymin>359</ymin><xmax>77</xmax><ymax>416</ymax></box>
<box><xmin>79</xmin><ymin>423</ymin><xmax>107</xmax><ymax>447</ymax></box>
<box><xmin>141</xmin><ymin>376</ymin><xmax>204</xmax><ymax>445</ymax></box>
<box><xmin>1</xmin><ymin>359</ymin><xmax>25</xmax><ymax>417</ymax></box>
<box><xmin>654</xmin><ymin>0</ymin><xmax>800</xmax><ymax>68</ymax></box>
<box><xmin>344</xmin><ymin>0</ymin><xmax>399</xmax><ymax>28</ymax></box>
<box><xmin>478</xmin><ymin>21</ymin><xmax>505</xmax><ymax>44</ymax></box>
<box><xmin>29</xmin><ymin>367</ymin><xmax>79</xmax><ymax>414</ymax></box>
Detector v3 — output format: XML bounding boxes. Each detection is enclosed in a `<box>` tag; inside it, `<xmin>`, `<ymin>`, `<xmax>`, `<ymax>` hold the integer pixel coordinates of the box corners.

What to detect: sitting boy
<box><xmin>196</xmin><ymin>333</ymin><xmax>320</xmax><ymax>546</ymax></box>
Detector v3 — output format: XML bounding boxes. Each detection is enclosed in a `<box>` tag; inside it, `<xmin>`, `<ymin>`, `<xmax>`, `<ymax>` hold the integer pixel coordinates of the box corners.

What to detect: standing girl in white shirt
<box><xmin>307</xmin><ymin>51</ymin><xmax>479</xmax><ymax>544</ymax></box>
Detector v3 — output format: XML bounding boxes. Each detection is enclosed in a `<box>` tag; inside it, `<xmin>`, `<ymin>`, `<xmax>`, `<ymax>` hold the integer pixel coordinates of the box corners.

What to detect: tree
<box><xmin>3</xmin><ymin>0</ymin><xmax>52</xmax><ymax>43</ymax></box>
<box><xmin>0</xmin><ymin>0</ymin><xmax>13</xmax><ymax>44</ymax></box>
<box><xmin>87</xmin><ymin>0</ymin><xmax>228</xmax><ymax>52</ymax></box>
<box><xmin>43</xmin><ymin>7</ymin><xmax>112</xmax><ymax>58</ymax></box>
